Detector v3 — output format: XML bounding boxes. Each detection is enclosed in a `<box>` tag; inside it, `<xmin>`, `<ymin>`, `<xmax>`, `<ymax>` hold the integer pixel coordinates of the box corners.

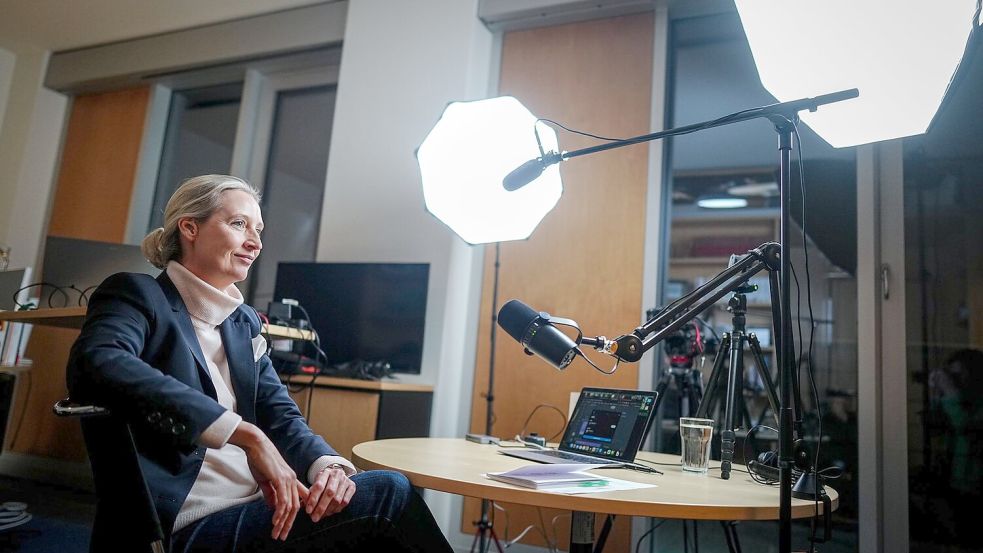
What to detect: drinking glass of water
<box><xmin>679</xmin><ymin>417</ymin><xmax>714</xmax><ymax>473</ymax></box>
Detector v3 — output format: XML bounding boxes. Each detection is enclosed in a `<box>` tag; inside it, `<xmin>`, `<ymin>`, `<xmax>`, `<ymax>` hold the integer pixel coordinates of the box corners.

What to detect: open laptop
<box><xmin>499</xmin><ymin>387</ymin><xmax>658</xmax><ymax>468</ymax></box>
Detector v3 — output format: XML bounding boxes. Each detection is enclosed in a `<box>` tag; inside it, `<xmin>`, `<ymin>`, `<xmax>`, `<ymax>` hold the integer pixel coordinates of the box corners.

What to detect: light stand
<box><xmin>471</xmin><ymin>243</ymin><xmax>506</xmax><ymax>553</ymax></box>
<box><xmin>509</xmin><ymin>90</ymin><xmax>857</xmax><ymax>553</ymax></box>
<box><xmin>415</xmin><ymin>98</ymin><xmax>564</xmax><ymax>553</ymax></box>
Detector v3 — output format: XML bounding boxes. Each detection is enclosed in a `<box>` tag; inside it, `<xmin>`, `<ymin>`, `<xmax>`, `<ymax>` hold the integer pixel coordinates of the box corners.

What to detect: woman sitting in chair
<box><xmin>67</xmin><ymin>175</ymin><xmax>452</xmax><ymax>553</ymax></box>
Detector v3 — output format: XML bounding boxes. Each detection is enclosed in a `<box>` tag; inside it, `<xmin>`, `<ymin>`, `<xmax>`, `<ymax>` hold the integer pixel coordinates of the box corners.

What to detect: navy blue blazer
<box><xmin>67</xmin><ymin>271</ymin><xmax>336</xmax><ymax>550</ymax></box>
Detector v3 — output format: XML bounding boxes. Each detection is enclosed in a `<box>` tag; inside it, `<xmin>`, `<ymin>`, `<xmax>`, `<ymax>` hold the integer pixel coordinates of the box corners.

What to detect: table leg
<box><xmin>570</xmin><ymin>511</ymin><xmax>594</xmax><ymax>553</ymax></box>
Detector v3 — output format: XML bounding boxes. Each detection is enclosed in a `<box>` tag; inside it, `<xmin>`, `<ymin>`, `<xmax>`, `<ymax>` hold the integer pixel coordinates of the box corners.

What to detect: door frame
<box><xmin>856</xmin><ymin>139</ymin><xmax>908</xmax><ymax>553</ymax></box>
<box><xmin>123</xmin><ymin>51</ymin><xmax>341</xmax><ymax>245</ymax></box>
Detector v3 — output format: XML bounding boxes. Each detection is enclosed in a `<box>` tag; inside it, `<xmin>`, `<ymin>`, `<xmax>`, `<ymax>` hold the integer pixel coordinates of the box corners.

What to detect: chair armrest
<box><xmin>53</xmin><ymin>398</ymin><xmax>109</xmax><ymax>418</ymax></box>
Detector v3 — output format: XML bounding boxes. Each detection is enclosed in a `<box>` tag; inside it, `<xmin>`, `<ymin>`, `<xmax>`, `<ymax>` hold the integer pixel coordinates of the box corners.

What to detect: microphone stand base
<box><xmin>791</xmin><ymin>471</ymin><xmax>832</xmax><ymax>544</ymax></box>
<box><xmin>791</xmin><ymin>471</ymin><xmax>824</xmax><ymax>500</ymax></box>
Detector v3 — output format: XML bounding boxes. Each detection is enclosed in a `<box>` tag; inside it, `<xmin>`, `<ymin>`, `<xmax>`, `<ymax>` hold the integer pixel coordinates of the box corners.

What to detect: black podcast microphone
<box><xmin>502</xmin><ymin>159</ymin><xmax>546</xmax><ymax>191</ymax></box>
<box><xmin>497</xmin><ymin>299</ymin><xmax>579</xmax><ymax>370</ymax></box>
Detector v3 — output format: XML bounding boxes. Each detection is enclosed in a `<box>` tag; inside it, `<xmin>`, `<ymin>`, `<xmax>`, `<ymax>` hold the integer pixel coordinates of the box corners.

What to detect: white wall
<box><xmin>0</xmin><ymin>43</ymin><xmax>68</xmax><ymax>272</ymax></box>
<box><xmin>317</xmin><ymin>1</ymin><xmax>493</xmax><ymax>546</ymax></box>
<box><xmin>1</xmin><ymin>2</ymin><xmax>498</xmax><ymax>545</ymax></box>
<box><xmin>319</xmin><ymin>0</ymin><xmax>492</xmax><ymax>393</ymax></box>
<box><xmin>0</xmin><ymin>48</ymin><xmax>15</xmax><ymax>132</ymax></box>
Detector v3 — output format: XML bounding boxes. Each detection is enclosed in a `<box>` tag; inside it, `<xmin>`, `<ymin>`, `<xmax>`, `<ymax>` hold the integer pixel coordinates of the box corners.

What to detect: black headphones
<box><xmin>757</xmin><ymin>449</ymin><xmax>779</xmax><ymax>467</ymax></box>
<box><xmin>755</xmin><ymin>437</ymin><xmax>811</xmax><ymax>469</ymax></box>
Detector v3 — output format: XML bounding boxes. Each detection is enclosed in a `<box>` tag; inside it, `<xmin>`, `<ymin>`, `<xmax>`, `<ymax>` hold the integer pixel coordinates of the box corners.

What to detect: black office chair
<box><xmin>53</xmin><ymin>399</ymin><xmax>165</xmax><ymax>553</ymax></box>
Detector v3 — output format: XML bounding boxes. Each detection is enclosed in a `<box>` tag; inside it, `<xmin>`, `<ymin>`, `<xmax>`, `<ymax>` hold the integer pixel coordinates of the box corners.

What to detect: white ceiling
<box><xmin>0</xmin><ymin>0</ymin><xmax>329</xmax><ymax>51</ymax></box>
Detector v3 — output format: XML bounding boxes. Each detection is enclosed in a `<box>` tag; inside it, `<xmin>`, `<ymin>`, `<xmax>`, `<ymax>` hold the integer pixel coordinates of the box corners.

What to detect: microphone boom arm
<box><xmin>523</xmin><ymin>89</ymin><xmax>858</xmax><ymax>178</ymax></box>
<box><xmin>520</xmin><ymin>90</ymin><xmax>859</xmax><ymax>553</ymax></box>
<box><xmin>590</xmin><ymin>242</ymin><xmax>781</xmax><ymax>363</ymax></box>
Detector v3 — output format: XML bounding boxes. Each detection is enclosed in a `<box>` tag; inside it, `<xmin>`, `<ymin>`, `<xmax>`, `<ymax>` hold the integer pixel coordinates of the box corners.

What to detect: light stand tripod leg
<box><xmin>698</xmin><ymin>288</ymin><xmax>758</xmax><ymax>481</ymax></box>
<box><xmin>719</xmin><ymin>520</ymin><xmax>743</xmax><ymax>553</ymax></box>
<box><xmin>651</xmin><ymin>369</ymin><xmax>676</xmax><ymax>426</ymax></box>
<box><xmin>594</xmin><ymin>515</ymin><xmax>614</xmax><ymax>553</ymax></box>
<box><xmin>491</xmin><ymin>526</ymin><xmax>505</xmax><ymax>553</ymax></box>
<box><xmin>470</xmin><ymin>508</ymin><xmax>505</xmax><ymax>553</ymax></box>
<box><xmin>683</xmin><ymin>520</ymin><xmax>689</xmax><ymax>553</ymax></box>
<box><xmin>719</xmin><ymin>329</ymin><xmax>745</xmax><ymax>480</ymax></box>
<box><xmin>688</xmin><ymin>368</ymin><xmax>704</xmax><ymax>414</ymax></box>
<box><xmin>696</xmin><ymin>334</ymin><xmax>730</xmax><ymax>420</ymax></box>
<box><xmin>747</xmin><ymin>333</ymin><xmax>780</xmax><ymax>425</ymax></box>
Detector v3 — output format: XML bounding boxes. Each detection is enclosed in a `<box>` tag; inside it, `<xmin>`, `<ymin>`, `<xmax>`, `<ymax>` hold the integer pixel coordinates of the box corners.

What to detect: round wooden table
<box><xmin>353</xmin><ymin>438</ymin><xmax>837</xmax><ymax>551</ymax></box>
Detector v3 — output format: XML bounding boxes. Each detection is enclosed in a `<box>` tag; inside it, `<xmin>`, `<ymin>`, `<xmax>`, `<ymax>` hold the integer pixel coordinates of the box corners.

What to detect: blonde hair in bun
<box><xmin>140</xmin><ymin>227</ymin><xmax>173</xmax><ymax>269</ymax></box>
<box><xmin>141</xmin><ymin>175</ymin><xmax>260</xmax><ymax>269</ymax></box>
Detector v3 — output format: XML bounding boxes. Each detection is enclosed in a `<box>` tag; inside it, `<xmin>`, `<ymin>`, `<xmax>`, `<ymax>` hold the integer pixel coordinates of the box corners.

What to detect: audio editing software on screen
<box><xmin>562</xmin><ymin>390</ymin><xmax>654</xmax><ymax>458</ymax></box>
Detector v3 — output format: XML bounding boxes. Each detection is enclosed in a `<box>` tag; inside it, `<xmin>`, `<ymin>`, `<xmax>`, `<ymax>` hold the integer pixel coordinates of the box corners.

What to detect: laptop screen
<box><xmin>559</xmin><ymin>387</ymin><xmax>658</xmax><ymax>461</ymax></box>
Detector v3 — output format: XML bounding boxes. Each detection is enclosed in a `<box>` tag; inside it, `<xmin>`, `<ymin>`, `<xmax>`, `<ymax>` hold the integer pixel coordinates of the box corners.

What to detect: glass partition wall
<box><xmin>651</xmin><ymin>10</ymin><xmax>860</xmax><ymax>551</ymax></box>
<box><xmin>140</xmin><ymin>53</ymin><xmax>340</xmax><ymax>309</ymax></box>
<box><xmin>904</xmin><ymin>43</ymin><xmax>983</xmax><ymax>553</ymax></box>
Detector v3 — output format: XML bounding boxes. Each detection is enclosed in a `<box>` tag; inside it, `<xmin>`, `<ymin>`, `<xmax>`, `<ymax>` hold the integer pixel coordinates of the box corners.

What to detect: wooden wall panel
<box><xmin>47</xmin><ymin>87</ymin><xmax>149</xmax><ymax>242</ymax></box>
<box><xmin>306</xmin><ymin>388</ymin><xmax>379</xmax><ymax>460</ymax></box>
<box><xmin>8</xmin><ymin>87</ymin><xmax>149</xmax><ymax>462</ymax></box>
<box><xmin>9</xmin><ymin>327</ymin><xmax>87</xmax><ymax>461</ymax></box>
<box><xmin>464</xmin><ymin>13</ymin><xmax>654</xmax><ymax>552</ymax></box>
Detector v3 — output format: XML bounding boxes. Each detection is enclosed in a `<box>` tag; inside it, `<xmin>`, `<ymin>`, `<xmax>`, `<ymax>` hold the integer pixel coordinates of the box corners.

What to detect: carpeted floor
<box><xmin>0</xmin><ymin>476</ymin><xmax>93</xmax><ymax>552</ymax></box>
<box><xmin>0</xmin><ymin>474</ymin><xmax>859</xmax><ymax>553</ymax></box>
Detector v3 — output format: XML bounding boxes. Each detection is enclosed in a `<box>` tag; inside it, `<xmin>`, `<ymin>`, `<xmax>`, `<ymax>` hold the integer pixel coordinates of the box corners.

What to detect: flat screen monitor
<box><xmin>40</xmin><ymin>236</ymin><xmax>159</xmax><ymax>308</ymax></box>
<box><xmin>273</xmin><ymin>263</ymin><xmax>429</xmax><ymax>375</ymax></box>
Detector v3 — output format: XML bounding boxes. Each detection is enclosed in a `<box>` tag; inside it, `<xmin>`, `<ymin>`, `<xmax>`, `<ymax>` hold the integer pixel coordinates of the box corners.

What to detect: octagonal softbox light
<box><xmin>735</xmin><ymin>0</ymin><xmax>977</xmax><ymax>147</ymax></box>
<box><xmin>417</xmin><ymin>96</ymin><xmax>562</xmax><ymax>245</ymax></box>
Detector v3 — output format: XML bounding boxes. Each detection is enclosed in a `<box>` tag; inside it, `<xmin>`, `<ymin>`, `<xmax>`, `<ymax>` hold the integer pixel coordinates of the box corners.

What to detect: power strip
<box><xmin>465</xmin><ymin>433</ymin><xmax>500</xmax><ymax>445</ymax></box>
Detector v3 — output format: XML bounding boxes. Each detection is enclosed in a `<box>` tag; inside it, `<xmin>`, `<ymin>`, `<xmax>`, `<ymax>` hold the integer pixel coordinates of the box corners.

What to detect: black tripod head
<box><xmin>727</xmin><ymin>282</ymin><xmax>758</xmax><ymax>314</ymax></box>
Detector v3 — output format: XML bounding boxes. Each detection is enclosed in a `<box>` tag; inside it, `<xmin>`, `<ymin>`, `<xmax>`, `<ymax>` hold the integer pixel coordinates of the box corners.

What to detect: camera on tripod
<box><xmin>661</xmin><ymin>319</ymin><xmax>718</xmax><ymax>371</ymax></box>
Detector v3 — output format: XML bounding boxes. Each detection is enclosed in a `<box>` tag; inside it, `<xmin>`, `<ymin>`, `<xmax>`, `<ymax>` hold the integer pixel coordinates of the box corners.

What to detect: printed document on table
<box><xmin>484</xmin><ymin>463</ymin><xmax>656</xmax><ymax>494</ymax></box>
<box><xmin>547</xmin><ymin>476</ymin><xmax>656</xmax><ymax>495</ymax></box>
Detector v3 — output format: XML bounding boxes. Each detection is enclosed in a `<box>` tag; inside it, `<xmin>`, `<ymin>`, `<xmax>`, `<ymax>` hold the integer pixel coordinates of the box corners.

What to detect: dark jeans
<box><xmin>170</xmin><ymin>470</ymin><xmax>452</xmax><ymax>553</ymax></box>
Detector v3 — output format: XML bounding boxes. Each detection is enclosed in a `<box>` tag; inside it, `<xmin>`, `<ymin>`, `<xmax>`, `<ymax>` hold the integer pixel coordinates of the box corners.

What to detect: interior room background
<box><xmin>1</xmin><ymin>1</ymin><xmax>980</xmax><ymax>552</ymax></box>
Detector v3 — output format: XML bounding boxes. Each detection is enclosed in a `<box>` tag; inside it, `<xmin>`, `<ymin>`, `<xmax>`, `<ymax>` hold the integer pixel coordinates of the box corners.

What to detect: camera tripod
<box><xmin>648</xmin><ymin>320</ymin><xmax>749</xmax><ymax>553</ymax></box>
<box><xmin>694</xmin><ymin>284</ymin><xmax>832</xmax><ymax>546</ymax></box>
<box><xmin>648</xmin><ymin>313</ymin><xmax>707</xmax><ymax>434</ymax></box>
<box><xmin>694</xmin><ymin>283</ymin><xmax>781</xmax><ymax>481</ymax></box>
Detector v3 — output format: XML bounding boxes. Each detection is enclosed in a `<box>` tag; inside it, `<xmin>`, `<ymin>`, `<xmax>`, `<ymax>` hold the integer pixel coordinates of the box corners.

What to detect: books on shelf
<box><xmin>485</xmin><ymin>464</ymin><xmax>609</xmax><ymax>490</ymax></box>
<box><xmin>0</xmin><ymin>321</ymin><xmax>32</xmax><ymax>366</ymax></box>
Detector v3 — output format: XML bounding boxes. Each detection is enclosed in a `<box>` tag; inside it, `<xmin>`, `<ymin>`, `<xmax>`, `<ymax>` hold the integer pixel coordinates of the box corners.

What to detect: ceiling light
<box><xmin>697</xmin><ymin>195</ymin><xmax>749</xmax><ymax>209</ymax></box>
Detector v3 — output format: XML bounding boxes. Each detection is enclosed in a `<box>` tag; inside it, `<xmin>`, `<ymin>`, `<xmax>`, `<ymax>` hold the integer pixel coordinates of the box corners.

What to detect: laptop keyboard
<box><xmin>539</xmin><ymin>450</ymin><xmax>618</xmax><ymax>464</ymax></box>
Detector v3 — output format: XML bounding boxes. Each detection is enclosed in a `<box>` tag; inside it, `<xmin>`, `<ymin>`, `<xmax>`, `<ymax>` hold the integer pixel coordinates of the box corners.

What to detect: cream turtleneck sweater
<box><xmin>166</xmin><ymin>261</ymin><xmax>354</xmax><ymax>533</ymax></box>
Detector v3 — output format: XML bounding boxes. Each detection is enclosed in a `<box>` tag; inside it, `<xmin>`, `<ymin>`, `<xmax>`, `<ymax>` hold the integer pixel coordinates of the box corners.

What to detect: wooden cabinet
<box><xmin>285</xmin><ymin>376</ymin><xmax>433</xmax><ymax>460</ymax></box>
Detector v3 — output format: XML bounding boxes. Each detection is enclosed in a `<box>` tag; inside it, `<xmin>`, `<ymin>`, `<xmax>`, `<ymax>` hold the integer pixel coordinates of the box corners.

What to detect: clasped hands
<box><xmin>261</xmin><ymin>464</ymin><xmax>355</xmax><ymax>541</ymax></box>
<box><xmin>232</xmin><ymin>422</ymin><xmax>356</xmax><ymax>541</ymax></box>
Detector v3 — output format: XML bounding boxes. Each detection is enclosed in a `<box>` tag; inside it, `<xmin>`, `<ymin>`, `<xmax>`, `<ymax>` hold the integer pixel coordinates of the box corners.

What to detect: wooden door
<box><xmin>464</xmin><ymin>13</ymin><xmax>655</xmax><ymax>552</ymax></box>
